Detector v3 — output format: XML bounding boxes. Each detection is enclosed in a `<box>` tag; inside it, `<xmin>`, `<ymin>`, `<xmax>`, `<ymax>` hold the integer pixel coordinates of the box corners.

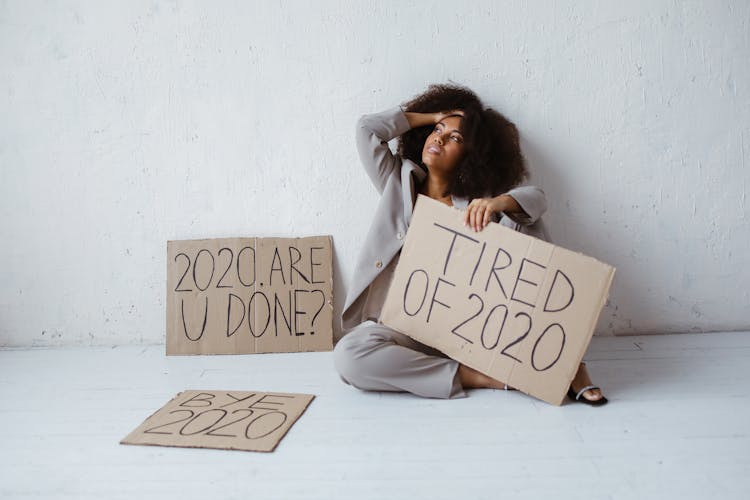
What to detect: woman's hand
<box><xmin>434</xmin><ymin>109</ymin><xmax>464</xmax><ymax>123</ymax></box>
<box><xmin>404</xmin><ymin>109</ymin><xmax>464</xmax><ymax>129</ymax></box>
<box><xmin>464</xmin><ymin>194</ymin><xmax>525</xmax><ymax>232</ymax></box>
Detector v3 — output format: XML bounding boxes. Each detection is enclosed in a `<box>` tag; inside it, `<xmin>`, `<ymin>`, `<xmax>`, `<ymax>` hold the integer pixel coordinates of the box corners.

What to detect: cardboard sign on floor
<box><xmin>380</xmin><ymin>196</ymin><xmax>615</xmax><ymax>405</ymax></box>
<box><xmin>166</xmin><ymin>236</ymin><xmax>333</xmax><ymax>355</ymax></box>
<box><xmin>121</xmin><ymin>390</ymin><xmax>315</xmax><ymax>452</ymax></box>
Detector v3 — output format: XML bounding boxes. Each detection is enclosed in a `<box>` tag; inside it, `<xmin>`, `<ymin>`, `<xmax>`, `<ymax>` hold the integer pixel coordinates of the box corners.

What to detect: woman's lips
<box><xmin>426</xmin><ymin>145</ymin><xmax>441</xmax><ymax>154</ymax></box>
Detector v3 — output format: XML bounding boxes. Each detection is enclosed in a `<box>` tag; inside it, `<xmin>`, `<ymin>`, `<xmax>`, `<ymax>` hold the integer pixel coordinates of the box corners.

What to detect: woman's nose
<box><xmin>434</xmin><ymin>135</ymin><xmax>443</xmax><ymax>145</ymax></box>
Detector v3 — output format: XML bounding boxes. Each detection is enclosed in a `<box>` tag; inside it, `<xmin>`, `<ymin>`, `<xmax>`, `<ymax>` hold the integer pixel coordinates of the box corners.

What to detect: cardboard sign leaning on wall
<box><xmin>166</xmin><ymin>236</ymin><xmax>333</xmax><ymax>355</ymax></box>
<box><xmin>380</xmin><ymin>196</ymin><xmax>615</xmax><ymax>405</ymax></box>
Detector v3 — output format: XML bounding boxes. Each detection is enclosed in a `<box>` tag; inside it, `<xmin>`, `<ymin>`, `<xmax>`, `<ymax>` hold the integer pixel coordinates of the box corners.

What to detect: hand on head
<box><xmin>434</xmin><ymin>109</ymin><xmax>464</xmax><ymax>123</ymax></box>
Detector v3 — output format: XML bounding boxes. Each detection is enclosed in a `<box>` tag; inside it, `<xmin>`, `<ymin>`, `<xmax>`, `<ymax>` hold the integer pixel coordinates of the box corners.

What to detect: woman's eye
<box><xmin>451</xmin><ymin>136</ymin><xmax>461</xmax><ymax>142</ymax></box>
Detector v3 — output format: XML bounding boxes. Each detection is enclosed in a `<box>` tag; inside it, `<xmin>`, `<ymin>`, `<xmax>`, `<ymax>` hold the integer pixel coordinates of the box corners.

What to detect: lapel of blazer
<box><xmin>401</xmin><ymin>160</ymin><xmax>427</xmax><ymax>225</ymax></box>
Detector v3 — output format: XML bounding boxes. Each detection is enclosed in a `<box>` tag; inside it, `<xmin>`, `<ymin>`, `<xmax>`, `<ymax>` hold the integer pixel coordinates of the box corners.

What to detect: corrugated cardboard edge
<box><xmin>248</xmin><ymin>392</ymin><xmax>315</xmax><ymax>453</ymax></box>
<box><xmin>120</xmin><ymin>390</ymin><xmax>187</xmax><ymax>444</ymax></box>
<box><xmin>484</xmin><ymin>229</ymin><xmax>536</xmax><ymax>394</ymax></box>
<box><xmin>294</xmin><ymin>235</ymin><xmax>334</xmax><ymax>354</ymax></box>
<box><xmin>516</xmin><ymin>248</ymin><xmax>617</xmax><ymax>406</ymax></box>
<box><xmin>497</xmin><ymin>241</ymin><xmax>617</xmax><ymax>406</ymax></box>
<box><xmin>558</xmin><ymin>263</ymin><xmax>616</xmax><ymax>405</ymax></box>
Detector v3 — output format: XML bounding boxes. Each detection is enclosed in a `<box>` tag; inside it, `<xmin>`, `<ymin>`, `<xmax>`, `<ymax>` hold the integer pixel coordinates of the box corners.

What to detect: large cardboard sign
<box><xmin>121</xmin><ymin>390</ymin><xmax>315</xmax><ymax>452</ymax></box>
<box><xmin>380</xmin><ymin>196</ymin><xmax>615</xmax><ymax>405</ymax></box>
<box><xmin>167</xmin><ymin>236</ymin><xmax>333</xmax><ymax>355</ymax></box>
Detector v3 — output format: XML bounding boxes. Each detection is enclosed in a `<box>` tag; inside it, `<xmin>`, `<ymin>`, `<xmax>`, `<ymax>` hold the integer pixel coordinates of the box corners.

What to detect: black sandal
<box><xmin>567</xmin><ymin>384</ymin><xmax>609</xmax><ymax>406</ymax></box>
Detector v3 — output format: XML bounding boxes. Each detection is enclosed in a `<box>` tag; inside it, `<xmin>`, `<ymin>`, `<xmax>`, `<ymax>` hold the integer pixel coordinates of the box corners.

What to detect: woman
<box><xmin>334</xmin><ymin>84</ymin><xmax>607</xmax><ymax>406</ymax></box>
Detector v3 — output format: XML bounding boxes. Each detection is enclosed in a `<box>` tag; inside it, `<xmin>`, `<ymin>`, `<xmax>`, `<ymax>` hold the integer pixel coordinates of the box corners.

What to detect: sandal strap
<box><xmin>575</xmin><ymin>385</ymin><xmax>599</xmax><ymax>400</ymax></box>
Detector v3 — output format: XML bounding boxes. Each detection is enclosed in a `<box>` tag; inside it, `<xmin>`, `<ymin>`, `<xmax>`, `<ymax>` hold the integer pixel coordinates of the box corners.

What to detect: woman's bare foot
<box><xmin>570</xmin><ymin>362</ymin><xmax>605</xmax><ymax>403</ymax></box>
<box><xmin>458</xmin><ymin>364</ymin><xmax>514</xmax><ymax>390</ymax></box>
<box><xmin>458</xmin><ymin>363</ymin><xmax>605</xmax><ymax>402</ymax></box>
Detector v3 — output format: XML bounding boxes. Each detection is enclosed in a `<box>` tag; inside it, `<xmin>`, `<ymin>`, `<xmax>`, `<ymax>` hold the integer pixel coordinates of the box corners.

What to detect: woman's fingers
<box><xmin>464</xmin><ymin>199</ymin><xmax>495</xmax><ymax>232</ymax></box>
<box><xmin>466</xmin><ymin>200</ymin><xmax>480</xmax><ymax>230</ymax></box>
<box><xmin>438</xmin><ymin>109</ymin><xmax>465</xmax><ymax>122</ymax></box>
<box><xmin>463</xmin><ymin>204</ymin><xmax>472</xmax><ymax>227</ymax></box>
<box><xmin>483</xmin><ymin>206</ymin><xmax>493</xmax><ymax>227</ymax></box>
<box><xmin>464</xmin><ymin>201</ymin><xmax>478</xmax><ymax>229</ymax></box>
<box><xmin>472</xmin><ymin>205</ymin><xmax>484</xmax><ymax>231</ymax></box>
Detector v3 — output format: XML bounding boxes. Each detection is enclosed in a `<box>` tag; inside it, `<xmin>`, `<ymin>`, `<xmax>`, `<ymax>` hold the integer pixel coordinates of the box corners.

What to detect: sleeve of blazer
<box><xmin>355</xmin><ymin>106</ymin><xmax>413</xmax><ymax>194</ymax></box>
<box><xmin>501</xmin><ymin>185</ymin><xmax>548</xmax><ymax>225</ymax></box>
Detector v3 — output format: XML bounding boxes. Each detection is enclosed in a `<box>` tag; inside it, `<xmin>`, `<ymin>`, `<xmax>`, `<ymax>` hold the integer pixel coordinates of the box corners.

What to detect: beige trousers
<box><xmin>333</xmin><ymin>321</ymin><xmax>466</xmax><ymax>399</ymax></box>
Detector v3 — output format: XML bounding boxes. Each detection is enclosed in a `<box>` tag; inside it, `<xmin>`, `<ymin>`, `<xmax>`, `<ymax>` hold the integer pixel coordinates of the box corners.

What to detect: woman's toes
<box><xmin>583</xmin><ymin>388</ymin><xmax>603</xmax><ymax>401</ymax></box>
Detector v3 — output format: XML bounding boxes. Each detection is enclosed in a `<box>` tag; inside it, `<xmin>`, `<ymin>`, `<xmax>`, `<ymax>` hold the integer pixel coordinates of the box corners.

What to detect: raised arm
<box><xmin>355</xmin><ymin>107</ymin><xmax>450</xmax><ymax>194</ymax></box>
<box><xmin>355</xmin><ymin>107</ymin><xmax>411</xmax><ymax>194</ymax></box>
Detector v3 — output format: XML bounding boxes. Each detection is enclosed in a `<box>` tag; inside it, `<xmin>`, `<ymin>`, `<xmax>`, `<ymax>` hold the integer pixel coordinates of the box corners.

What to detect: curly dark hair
<box><xmin>397</xmin><ymin>83</ymin><xmax>527</xmax><ymax>199</ymax></box>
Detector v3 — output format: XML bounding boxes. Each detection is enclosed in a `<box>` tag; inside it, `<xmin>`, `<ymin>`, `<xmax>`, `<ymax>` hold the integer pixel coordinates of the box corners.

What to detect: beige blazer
<box><xmin>341</xmin><ymin>106</ymin><xmax>550</xmax><ymax>332</ymax></box>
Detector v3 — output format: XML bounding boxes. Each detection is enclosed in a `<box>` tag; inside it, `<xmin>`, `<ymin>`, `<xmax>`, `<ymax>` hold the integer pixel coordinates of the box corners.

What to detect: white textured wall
<box><xmin>1</xmin><ymin>0</ymin><xmax>748</xmax><ymax>347</ymax></box>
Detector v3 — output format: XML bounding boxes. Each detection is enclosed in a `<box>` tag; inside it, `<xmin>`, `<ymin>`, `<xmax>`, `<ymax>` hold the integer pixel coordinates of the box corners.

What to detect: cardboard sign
<box><xmin>380</xmin><ymin>196</ymin><xmax>615</xmax><ymax>405</ymax></box>
<box><xmin>167</xmin><ymin>236</ymin><xmax>333</xmax><ymax>355</ymax></box>
<box><xmin>120</xmin><ymin>390</ymin><xmax>315</xmax><ymax>453</ymax></box>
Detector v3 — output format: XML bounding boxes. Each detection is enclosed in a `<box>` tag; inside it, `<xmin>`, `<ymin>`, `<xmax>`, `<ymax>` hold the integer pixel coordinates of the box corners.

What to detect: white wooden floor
<box><xmin>1</xmin><ymin>332</ymin><xmax>749</xmax><ymax>500</ymax></box>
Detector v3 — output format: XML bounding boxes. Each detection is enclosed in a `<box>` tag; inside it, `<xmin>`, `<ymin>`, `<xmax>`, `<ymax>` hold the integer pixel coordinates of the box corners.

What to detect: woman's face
<box><xmin>421</xmin><ymin>115</ymin><xmax>466</xmax><ymax>175</ymax></box>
